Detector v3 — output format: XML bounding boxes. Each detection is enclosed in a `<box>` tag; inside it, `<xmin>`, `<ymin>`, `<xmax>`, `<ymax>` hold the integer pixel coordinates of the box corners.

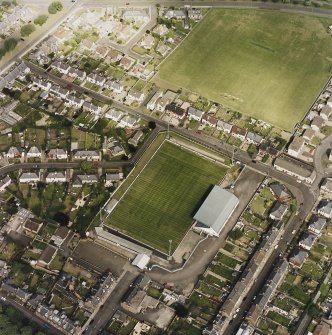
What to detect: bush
<box><xmin>48</xmin><ymin>1</ymin><xmax>63</xmax><ymax>14</ymax></box>
<box><xmin>20</xmin><ymin>24</ymin><xmax>35</xmax><ymax>37</ymax></box>
<box><xmin>4</xmin><ymin>38</ymin><xmax>17</xmax><ymax>52</ymax></box>
<box><xmin>34</xmin><ymin>14</ymin><xmax>48</xmax><ymax>26</ymax></box>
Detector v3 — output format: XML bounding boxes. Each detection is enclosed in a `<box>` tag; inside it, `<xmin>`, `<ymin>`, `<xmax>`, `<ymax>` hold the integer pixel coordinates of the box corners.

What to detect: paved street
<box><xmin>83</xmin><ymin>270</ymin><xmax>138</xmax><ymax>335</ymax></box>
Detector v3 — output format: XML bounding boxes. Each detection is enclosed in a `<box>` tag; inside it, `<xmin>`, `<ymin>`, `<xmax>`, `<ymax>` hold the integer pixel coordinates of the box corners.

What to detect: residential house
<box><xmin>19</xmin><ymin>172</ymin><xmax>40</xmax><ymax>184</ymax></box>
<box><xmin>27</xmin><ymin>146</ymin><xmax>42</xmax><ymax>159</ymax></box>
<box><xmin>246</xmin><ymin>132</ymin><xmax>263</xmax><ymax>145</ymax></box>
<box><xmin>269</xmin><ymin>202</ymin><xmax>288</xmax><ymax>221</ymax></box>
<box><xmin>216</xmin><ymin>120</ymin><xmax>233</xmax><ymax>133</ymax></box>
<box><xmin>327</xmin><ymin>95</ymin><xmax>332</xmax><ymax>108</ymax></box>
<box><xmin>320</xmin><ymin>105</ymin><xmax>332</xmax><ymax>121</ymax></box>
<box><xmin>51</xmin><ymin>227</ymin><xmax>70</xmax><ymax>247</ymax></box>
<box><xmin>321</xmin><ymin>178</ymin><xmax>332</xmax><ymax>194</ymax></box>
<box><xmin>120</xmin><ymin>56</ymin><xmax>135</xmax><ymax>71</ymax></box>
<box><xmin>38</xmin><ymin>245</ymin><xmax>57</xmax><ymax>267</ymax></box>
<box><xmin>140</xmin><ymin>35</ymin><xmax>155</xmax><ymax>50</ymax></box>
<box><xmin>147</xmin><ymin>91</ymin><xmax>163</xmax><ymax>110</ymax></box>
<box><xmin>299</xmin><ymin>232</ymin><xmax>317</xmax><ymax>251</ymax></box>
<box><xmin>95</xmin><ymin>45</ymin><xmax>108</xmax><ymax>58</ymax></box>
<box><xmin>73</xmin><ymin>174</ymin><xmax>98</xmax><ymax>187</ymax></box>
<box><xmin>187</xmin><ymin>106</ymin><xmax>204</xmax><ymax>121</ymax></box>
<box><xmin>128</xmin><ymin>130</ymin><xmax>144</xmax><ymax>147</ymax></box>
<box><xmin>45</xmin><ymin>172</ymin><xmax>66</xmax><ymax>183</ymax></box>
<box><xmin>47</xmin><ymin>149</ymin><xmax>67</xmax><ymax>160</ymax></box>
<box><xmin>72</xmin><ymin>150</ymin><xmax>100</xmax><ymax>161</ymax></box>
<box><xmin>83</xmin><ymin>102</ymin><xmax>102</xmax><ymax>115</ymax></box>
<box><xmin>156</xmin><ymin>44</ymin><xmax>170</xmax><ymax>57</ymax></box>
<box><xmin>65</xmin><ymin>95</ymin><xmax>84</xmax><ymax>108</ymax></box>
<box><xmin>202</xmin><ymin>114</ymin><xmax>218</xmax><ymax>128</ymax></box>
<box><xmin>156</xmin><ymin>91</ymin><xmax>177</xmax><ymax>112</ymax></box>
<box><xmin>50</xmin><ymin>85</ymin><xmax>69</xmax><ymax>100</ymax></box>
<box><xmin>0</xmin><ymin>176</ymin><xmax>11</xmax><ymax>192</ymax></box>
<box><xmin>51</xmin><ymin>61</ymin><xmax>70</xmax><ymax>75</ymax></box>
<box><xmin>308</xmin><ymin>216</ymin><xmax>326</xmax><ymax>235</ymax></box>
<box><xmin>105</xmin><ymin>109</ymin><xmax>124</xmax><ymax>122</ymax></box>
<box><xmin>67</xmin><ymin>67</ymin><xmax>86</xmax><ymax>81</ymax></box>
<box><xmin>188</xmin><ymin>9</ymin><xmax>202</xmax><ymax>20</ymax></box>
<box><xmin>318</xmin><ymin>200</ymin><xmax>332</xmax><ymax>219</ymax></box>
<box><xmin>302</xmin><ymin>128</ymin><xmax>315</xmax><ymax>142</ymax></box>
<box><xmin>105</xmin><ymin>172</ymin><xmax>123</xmax><ymax>187</ymax></box>
<box><xmin>231</xmin><ymin>126</ymin><xmax>247</xmax><ymax>141</ymax></box>
<box><xmin>105</xmin><ymin>80</ymin><xmax>124</xmax><ymax>94</ymax></box>
<box><xmin>311</xmin><ymin>116</ymin><xmax>325</xmax><ymax>132</ymax></box>
<box><xmin>107</xmin><ymin>49</ymin><xmax>123</xmax><ymax>63</ymax></box>
<box><xmin>127</xmin><ymin>89</ymin><xmax>145</xmax><ymax>102</ymax></box>
<box><xmin>274</xmin><ymin>155</ymin><xmax>315</xmax><ymax>184</ymax></box>
<box><xmin>153</xmin><ymin>24</ymin><xmax>168</xmax><ymax>36</ymax></box>
<box><xmin>165</xmin><ymin>103</ymin><xmax>186</xmax><ymax>120</ymax></box>
<box><xmin>289</xmin><ymin>249</ymin><xmax>308</xmax><ymax>269</ymax></box>
<box><xmin>80</xmin><ymin>39</ymin><xmax>96</xmax><ymax>52</ymax></box>
<box><xmin>33</xmin><ymin>78</ymin><xmax>51</xmax><ymax>91</ymax></box>
<box><xmin>122</xmin><ymin>10</ymin><xmax>149</xmax><ymax>21</ymax></box>
<box><xmin>269</xmin><ymin>183</ymin><xmax>289</xmax><ymax>201</ymax></box>
<box><xmin>23</xmin><ymin>218</ymin><xmax>43</xmax><ymax>235</ymax></box>
<box><xmin>86</xmin><ymin>73</ymin><xmax>106</xmax><ymax>86</ymax></box>
<box><xmin>163</xmin><ymin>10</ymin><xmax>187</xmax><ymax>20</ymax></box>
<box><xmin>119</xmin><ymin>115</ymin><xmax>138</xmax><ymax>128</ymax></box>
<box><xmin>287</xmin><ymin>136</ymin><xmax>305</xmax><ymax>158</ymax></box>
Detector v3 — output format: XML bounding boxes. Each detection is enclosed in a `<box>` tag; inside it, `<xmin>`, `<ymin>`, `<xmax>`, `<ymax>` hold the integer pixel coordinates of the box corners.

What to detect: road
<box><xmin>83</xmin><ymin>271</ymin><xmax>138</xmax><ymax>335</ymax></box>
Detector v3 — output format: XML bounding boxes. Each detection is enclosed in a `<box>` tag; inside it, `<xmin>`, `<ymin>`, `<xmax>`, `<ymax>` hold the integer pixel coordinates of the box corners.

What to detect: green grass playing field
<box><xmin>156</xmin><ymin>10</ymin><xmax>332</xmax><ymax>130</ymax></box>
<box><xmin>107</xmin><ymin>141</ymin><xmax>227</xmax><ymax>253</ymax></box>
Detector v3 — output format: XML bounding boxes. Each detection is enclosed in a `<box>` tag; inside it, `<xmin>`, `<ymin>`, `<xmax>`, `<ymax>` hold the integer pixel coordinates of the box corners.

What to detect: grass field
<box><xmin>156</xmin><ymin>10</ymin><xmax>332</xmax><ymax>130</ymax></box>
<box><xmin>107</xmin><ymin>141</ymin><xmax>227</xmax><ymax>253</ymax></box>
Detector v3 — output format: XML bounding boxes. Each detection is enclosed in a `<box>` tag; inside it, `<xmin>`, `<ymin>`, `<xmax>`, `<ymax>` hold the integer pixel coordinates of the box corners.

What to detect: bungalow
<box><xmin>311</xmin><ymin>116</ymin><xmax>325</xmax><ymax>132</ymax></box>
<box><xmin>105</xmin><ymin>80</ymin><xmax>124</xmax><ymax>94</ymax></box>
<box><xmin>127</xmin><ymin>89</ymin><xmax>145</xmax><ymax>102</ymax></box>
<box><xmin>67</xmin><ymin>67</ymin><xmax>86</xmax><ymax>81</ymax></box>
<box><xmin>140</xmin><ymin>34</ymin><xmax>155</xmax><ymax>50</ymax></box>
<box><xmin>318</xmin><ymin>200</ymin><xmax>332</xmax><ymax>219</ymax></box>
<box><xmin>289</xmin><ymin>249</ymin><xmax>308</xmax><ymax>269</ymax></box>
<box><xmin>47</xmin><ymin>149</ymin><xmax>67</xmax><ymax>160</ymax></box>
<box><xmin>65</xmin><ymin>95</ymin><xmax>84</xmax><ymax>108</ymax></box>
<box><xmin>269</xmin><ymin>183</ymin><xmax>289</xmax><ymax>201</ymax></box>
<box><xmin>231</xmin><ymin>126</ymin><xmax>247</xmax><ymax>141</ymax></box>
<box><xmin>165</xmin><ymin>103</ymin><xmax>186</xmax><ymax>120</ymax></box>
<box><xmin>163</xmin><ymin>9</ymin><xmax>187</xmax><ymax>20</ymax></box>
<box><xmin>269</xmin><ymin>202</ymin><xmax>288</xmax><ymax>221</ymax></box>
<box><xmin>50</xmin><ymin>85</ymin><xmax>69</xmax><ymax>100</ymax></box>
<box><xmin>187</xmin><ymin>106</ymin><xmax>204</xmax><ymax>121</ymax></box>
<box><xmin>80</xmin><ymin>39</ymin><xmax>96</xmax><ymax>52</ymax></box>
<box><xmin>321</xmin><ymin>178</ymin><xmax>332</xmax><ymax>194</ymax></box>
<box><xmin>95</xmin><ymin>45</ymin><xmax>108</xmax><ymax>58</ymax></box>
<box><xmin>153</xmin><ymin>24</ymin><xmax>168</xmax><ymax>36</ymax></box>
<box><xmin>6</xmin><ymin>146</ymin><xmax>22</xmax><ymax>159</ymax></box>
<box><xmin>72</xmin><ymin>150</ymin><xmax>100</xmax><ymax>161</ymax></box>
<box><xmin>83</xmin><ymin>102</ymin><xmax>102</xmax><ymax>115</ymax></box>
<box><xmin>27</xmin><ymin>146</ymin><xmax>42</xmax><ymax>159</ymax></box>
<box><xmin>107</xmin><ymin>49</ymin><xmax>123</xmax><ymax>63</ymax></box>
<box><xmin>19</xmin><ymin>172</ymin><xmax>40</xmax><ymax>184</ymax></box>
<box><xmin>122</xmin><ymin>9</ymin><xmax>149</xmax><ymax>21</ymax></box>
<box><xmin>320</xmin><ymin>105</ymin><xmax>332</xmax><ymax>121</ymax></box>
<box><xmin>308</xmin><ymin>216</ymin><xmax>326</xmax><ymax>235</ymax></box>
<box><xmin>51</xmin><ymin>226</ymin><xmax>70</xmax><ymax>247</ymax></box>
<box><xmin>45</xmin><ymin>172</ymin><xmax>66</xmax><ymax>183</ymax></box>
<box><xmin>246</xmin><ymin>132</ymin><xmax>263</xmax><ymax>145</ymax></box>
<box><xmin>188</xmin><ymin>9</ymin><xmax>202</xmax><ymax>20</ymax></box>
<box><xmin>38</xmin><ymin>245</ymin><xmax>57</xmax><ymax>267</ymax></box>
<box><xmin>51</xmin><ymin>61</ymin><xmax>70</xmax><ymax>75</ymax></box>
<box><xmin>302</xmin><ymin>128</ymin><xmax>315</xmax><ymax>142</ymax></box>
<box><xmin>287</xmin><ymin>137</ymin><xmax>305</xmax><ymax>158</ymax></box>
<box><xmin>128</xmin><ymin>130</ymin><xmax>144</xmax><ymax>147</ymax></box>
<box><xmin>0</xmin><ymin>176</ymin><xmax>11</xmax><ymax>192</ymax></box>
<box><xmin>86</xmin><ymin>73</ymin><xmax>106</xmax><ymax>86</ymax></box>
<box><xmin>217</xmin><ymin>120</ymin><xmax>233</xmax><ymax>133</ymax></box>
<box><xmin>105</xmin><ymin>109</ymin><xmax>124</xmax><ymax>122</ymax></box>
<box><xmin>73</xmin><ymin>174</ymin><xmax>98</xmax><ymax>187</ymax></box>
<box><xmin>299</xmin><ymin>232</ymin><xmax>317</xmax><ymax>251</ymax></box>
<box><xmin>119</xmin><ymin>115</ymin><xmax>138</xmax><ymax>128</ymax></box>
<box><xmin>23</xmin><ymin>218</ymin><xmax>43</xmax><ymax>235</ymax></box>
<box><xmin>156</xmin><ymin>44</ymin><xmax>170</xmax><ymax>57</ymax></box>
<box><xmin>147</xmin><ymin>91</ymin><xmax>163</xmax><ymax>110</ymax></box>
<box><xmin>202</xmin><ymin>114</ymin><xmax>218</xmax><ymax>128</ymax></box>
<box><xmin>120</xmin><ymin>56</ymin><xmax>135</xmax><ymax>71</ymax></box>
<box><xmin>105</xmin><ymin>172</ymin><xmax>123</xmax><ymax>187</ymax></box>
<box><xmin>156</xmin><ymin>94</ymin><xmax>173</xmax><ymax>112</ymax></box>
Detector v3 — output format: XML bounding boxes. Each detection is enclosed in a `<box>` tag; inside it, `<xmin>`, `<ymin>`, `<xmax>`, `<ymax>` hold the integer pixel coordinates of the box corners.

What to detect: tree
<box><xmin>48</xmin><ymin>1</ymin><xmax>63</xmax><ymax>14</ymax></box>
<box><xmin>3</xmin><ymin>38</ymin><xmax>17</xmax><ymax>52</ymax></box>
<box><xmin>229</xmin><ymin>228</ymin><xmax>244</xmax><ymax>240</ymax></box>
<box><xmin>148</xmin><ymin>121</ymin><xmax>156</xmax><ymax>129</ymax></box>
<box><xmin>20</xmin><ymin>24</ymin><xmax>36</xmax><ymax>37</ymax></box>
<box><xmin>2</xmin><ymin>1</ymin><xmax>11</xmax><ymax>8</ymax></box>
<box><xmin>34</xmin><ymin>14</ymin><xmax>48</xmax><ymax>26</ymax></box>
<box><xmin>80</xmin><ymin>160</ymin><xmax>93</xmax><ymax>172</ymax></box>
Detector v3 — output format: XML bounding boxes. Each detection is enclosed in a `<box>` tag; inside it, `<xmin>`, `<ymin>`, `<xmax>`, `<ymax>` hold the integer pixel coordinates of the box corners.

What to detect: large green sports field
<box><xmin>156</xmin><ymin>10</ymin><xmax>332</xmax><ymax>130</ymax></box>
<box><xmin>107</xmin><ymin>141</ymin><xmax>227</xmax><ymax>253</ymax></box>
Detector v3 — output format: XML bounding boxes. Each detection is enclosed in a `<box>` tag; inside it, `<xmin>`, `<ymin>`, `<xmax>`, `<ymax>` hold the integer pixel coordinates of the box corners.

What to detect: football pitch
<box><xmin>107</xmin><ymin>141</ymin><xmax>227</xmax><ymax>253</ymax></box>
<box><xmin>156</xmin><ymin>10</ymin><xmax>332</xmax><ymax>130</ymax></box>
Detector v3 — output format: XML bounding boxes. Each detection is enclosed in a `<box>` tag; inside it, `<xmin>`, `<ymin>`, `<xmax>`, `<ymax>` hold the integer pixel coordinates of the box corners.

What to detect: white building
<box><xmin>0</xmin><ymin>176</ymin><xmax>11</xmax><ymax>192</ymax></box>
<box><xmin>45</xmin><ymin>172</ymin><xmax>66</xmax><ymax>183</ymax></box>
<box><xmin>19</xmin><ymin>172</ymin><xmax>40</xmax><ymax>184</ymax></box>
<box><xmin>27</xmin><ymin>146</ymin><xmax>42</xmax><ymax>159</ymax></box>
